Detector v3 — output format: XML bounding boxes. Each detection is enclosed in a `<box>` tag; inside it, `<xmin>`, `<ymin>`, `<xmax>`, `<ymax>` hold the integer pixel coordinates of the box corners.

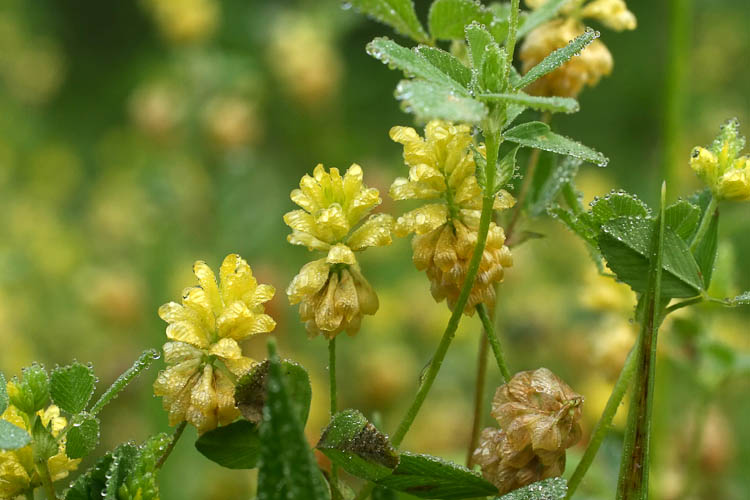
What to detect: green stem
<box><xmin>664</xmin><ymin>295</ymin><xmax>703</xmax><ymax>314</ymax></box>
<box><xmin>476</xmin><ymin>304</ymin><xmax>511</xmax><ymax>382</ymax></box>
<box><xmin>467</xmin><ymin>331</ymin><xmax>490</xmax><ymax>467</ymax></box>
<box><xmin>616</xmin><ymin>184</ymin><xmax>668</xmax><ymax>500</ymax></box>
<box><xmin>390</xmin><ymin>127</ymin><xmax>502</xmax><ymax>449</ymax></box>
<box><xmin>689</xmin><ymin>195</ymin><xmax>717</xmax><ymax>253</ymax></box>
<box><xmin>566</xmin><ymin>335</ymin><xmax>641</xmax><ymax>498</ymax></box>
<box><xmin>156</xmin><ymin>421</ymin><xmax>187</xmax><ymax>469</ymax></box>
<box><xmin>328</xmin><ymin>338</ymin><xmax>340</xmax><ymax>494</ymax></box>
<box><xmin>24</xmin><ymin>489</ymin><xmax>34</xmax><ymax>500</ymax></box>
<box><xmin>36</xmin><ymin>461</ymin><xmax>58</xmax><ymax>500</ymax></box>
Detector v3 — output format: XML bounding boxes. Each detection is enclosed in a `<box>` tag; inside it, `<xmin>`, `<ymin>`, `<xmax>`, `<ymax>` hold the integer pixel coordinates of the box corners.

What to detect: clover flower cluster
<box><xmin>520</xmin><ymin>0</ymin><xmax>636</xmax><ymax>97</ymax></box>
<box><xmin>473</xmin><ymin>368</ymin><xmax>583</xmax><ymax>494</ymax></box>
<box><xmin>690</xmin><ymin>118</ymin><xmax>750</xmax><ymax>201</ymax></box>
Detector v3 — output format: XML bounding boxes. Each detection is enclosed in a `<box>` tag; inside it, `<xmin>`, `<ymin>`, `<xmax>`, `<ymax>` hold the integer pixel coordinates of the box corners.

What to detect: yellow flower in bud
<box><xmin>690</xmin><ymin>118</ymin><xmax>750</xmax><ymax>201</ymax></box>
<box><xmin>473</xmin><ymin>368</ymin><xmax>582</xmax><ymax>493</ymax></box>
<box><xmin>0</xmin><ymin>402</ymin><xmax>80</xmax><ymax>498</ymax></box>
<box><xmin>520</xmin><ymin>18</ymin><xmax>613</xmax><ymax>98</ymax></box>
<box><xmin>389</xmin><ymin>121</ymin><xmax>515</xmax><ymax>314</ymax></box>
<box><xmin>153</xmin><ymin>254</ymin><xmax>276</xmax><ymax>433</ymax></box>
<box><xmin>285</xmin><ymin>164</ymin><xmax>393</xmax><ymax>338</ymax></box>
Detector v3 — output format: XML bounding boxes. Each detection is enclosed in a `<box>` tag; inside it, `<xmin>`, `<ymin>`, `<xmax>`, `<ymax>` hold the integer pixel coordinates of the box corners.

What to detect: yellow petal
<box><xmin>193</xmin><ymin>261</ymin><xmax>222</xmax><ymax>315</ymax></box>
<box><xmin>347</xmin><ymin>214</ymin><xmax>394</xmax><ymax>251</ymax></box>
<box><xmin>163</xmin><ymin>341</ymin><xmax>203</xmax><ymax>364</ymax></box>
<box><xmin>287</xmin><ymin>259</ymin><xmax>331</xmax><ymax>304</ymax></box>
<box><xmin>389</xmin><ymin>177</ymin><xmax>441</xmax><ymax>201</ymax></box>
<box><xmin>208</xmin><ymin>338</ymin><xmax>243</xmax><ymax>359</ymax></box>
<box><xmin>283</xmin><ymin>209</ymin><xmax>317</xmax><ymax>234</ymax></box>
<box><xmin>326</xmin><ymin>243</ymin><xmax>357</xmax><ymax>265</ymax></box>
<box><xmin>215</xmin><ymin>370</ymin><xmax>240</xmax><ymax>427</ymax></box>
<box><xmin>314</xmin><ymin>204</ymin><xmax>350</xmax><ymax>242</ymax></box>
<box><xmin>217</xmin><ymin>301</ymin><xmax>276</xmax><ymax>340</ymax></box>
<box><xmin>244</xmin><ymin>283</ymin><xmax>275</xmax><ymax>310</ymax></box>
<box><xmin>350</xmin><ymin>267</ymin><xmax>379</xmax><ymax>315</ymax></box>
<box><xmin>315</xmin><ymin>273</ymin><xmax>343</xmax><ymax>332</ymax></box>
<box><xmin>187</xmin><ymin>364</ymin><xmax>218</xmax><ymax>434</ymax></box>
<box><xmin>582</xmin><ymin>0</ymin><xmax>637</xmax><ymax>31</ymax></box>
<box><xmin>287</xmin><ymin>230</ymin><xmax>331</xmax><ymax>251</ymax></box>
<box><xmin>165</xmin><ymin>321</ymin><xmax>210</xmax><ymax>349</ymax></box>
<box><xmin>219</xmin><ymin>254</ymin><xmax>256</xmax><ymax>305</ymax></box>
<box><xmin>290</xmin><ymin>187</ymin><xmax>316</xmax><ymax>213</ymax></box>
<box><xmin>224</xmin><ymin>356</ymin><xmax>256</xmax><ymax>376</ymax></box>
<box><xmin>181</xmin><ymin>286</ymin><xmax>215</xmax><ymax>330</ymax></box>
<box><xmin>395</xmin><ymin>204</ymin><xmax>449</xmax><ymax>237</ymax></box>
<box><xmin>0</xmin><ymin>453</ymin><xmax>31</xmax><ymax>498</ymax></box>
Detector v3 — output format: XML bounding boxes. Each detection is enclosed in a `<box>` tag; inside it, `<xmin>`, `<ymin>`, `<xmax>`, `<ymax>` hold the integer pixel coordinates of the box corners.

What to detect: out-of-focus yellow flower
<box><xmin>520</xmin><ymin>0</ymin><xmax>636</xmax><ymax>97</ymax></box>
<box><xmin>141</xmin><ymin>0</ymin><xmax>219</xmax><ymax>44</ymax></box>
<box><xmin>202</xmin><ymin>95</ymin><xmax>261</xmax><ymax>150</ymax></box>
<box><xmin>153</xmin><ymin>254</ymin><xmax>276</xmax><ymax>433</ymax></box>
<box><xmin>0</xmin><ymin>402</ymin><xmax>80</xmax><ymax>498</ymax></box>
<box><xmin>474</xmin><ymin>368</ymin><xmax>582</xmax><ymax>494</ymax></box>
<box><xmin>690</xmin><ymin>118</ymin><xmax>750</xmax><ymax>201</ymax></box>
<box><xmin>267</xmin><ymin>11</ymin><xmax>342</xmax><ymax>108</ymax></box>
<box><xmin>390</xmin><ymin>121</ymin><xmax>515</xmax><ymax>314</ymax></box>
<box><xmin>129</xmin><ymin>82</ymin><xmax>184</xmax><ymax>139</ymax></box>
<box><xmin>285</xmin><ymin>164</ymin><xmax>393</xmax><ymax>338</ymax></box>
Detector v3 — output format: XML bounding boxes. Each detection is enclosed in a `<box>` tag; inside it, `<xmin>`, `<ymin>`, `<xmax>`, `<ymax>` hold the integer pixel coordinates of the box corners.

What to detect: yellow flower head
<box><xmin>285</xmin><ymin>164</ymin><xmax>393</xmax><ymax>338</ymax></box>
<box><xmin>153</xmin><ymin>254</ymin><xmax>276</xmax><ymax>433</ymax></box>
<box><xmin>690</xmin><ymin>118</ymin><xmax>750</xmax><ymax>201</ymax></box>
<box><xmin>520</xmin><ymin>0</ymin><xmax>636</xmax><ymax>97</ymax></box>
<box><xmin>389</xmin><ymin>121</ymin><xmax>515</xmax><ymax>314</ymax></box>
<box><xmin>0</xmin><ymin>401</ymin><xmax>80</xmax><ymax>498</ymax></box>
<box><xmin>473</xmin><ymin>368</ymin><xmax>582</xmax><ymax>494</ymax></box>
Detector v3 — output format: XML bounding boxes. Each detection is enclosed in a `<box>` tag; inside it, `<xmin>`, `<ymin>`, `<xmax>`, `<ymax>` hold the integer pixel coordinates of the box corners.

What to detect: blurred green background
<box><xmin>0</xmin><ymin>0</ymin><xmax>748</xmax><ymax>498</ymax></box>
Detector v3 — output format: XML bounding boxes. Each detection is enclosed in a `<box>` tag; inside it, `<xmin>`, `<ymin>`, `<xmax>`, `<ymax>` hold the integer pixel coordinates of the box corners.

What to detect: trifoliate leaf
<box><xmin>50</xmin><ymin>362</ymin><xmax>96</xmax><ymax>415</ymax></box>
<box><xmin>377</xmin><ymin>452</ymin><xmax>498</xmax><ymax>499</ymax></box>
<box><xmin>257</xmin><ymin>340</ymin><xmax>329</xmax><ymax>500</ymax></box>
<box><xmin>503</xmin><ymin>121</ymin><xmax>608</xmax><ymax>166</ymax></box>
<box><xmin>395</xmin><ymin>79</ymin><xmax>488</xmax><ymax>124</ymax></box>
<box><xmin>66</xmin><ymin>413</ymin><xmax>100</xmax><ymax>459</ymax></box>
<box><xmin>664</xmin><ymin>199</ymin><xmax>701</xmax><ymax>242</ymax></box>
<box><xmin>0</xmin><ymin>420</ymin><xmax>31</xmax><ymax>451</ymax></box>
<box><xmin>514</xmin><ymin>29</ymin><xmax>599</xmax><ymax>90</ymax></box>
<box><xmin>495</xmin><ymin>477</ymin><xmax>568</xmax><ymax>500</ymax></box>
<box><xmin>590</xmin><ymin>191</ymin><xmax>650</xmax><ymax>225</ymax></box>
<box><xmin>348</xmin><ymin>0</ymin><xmax>429</xmax><ymax>43</ymax></box>
<box><xmin>429</xmin><ymin>0</ymin><xmax>493</xmax><ymax>40</ymax></box>
<box><xmin>465</xmin><ymin>22</ymin><xmax>494</xmax><ymax>69</ymax></box>
<box><xmin>195</xmin><ymin>420</ymin><xmax>260</xmax><ymax>469</ymax></box>
<box><xmin>479</xmin><ymin>92</ymin><xmax>579</xmax><ymax>114</ymax></box>
<box><xmin>9</xmin><ymin>363</ymin><xmax>50</xmax><ymax>414</ymax></box>
<box><xmin>415</xmin><ymin>46</ymin><xmax>472</xmax><ymax>88</ymax></box>
<box><xmin>317</xmin><ymin>409</ymin><xmax>399</xmax><ymax>482</ymax></box>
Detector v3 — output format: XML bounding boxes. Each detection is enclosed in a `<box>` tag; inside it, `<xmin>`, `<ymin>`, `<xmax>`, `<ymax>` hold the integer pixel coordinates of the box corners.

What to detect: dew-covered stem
<box><xmin>156</xmin><ymin>420</ymin><xmax>187</xmax><ymax>470</ymax></box>
<box><xmin>90</xmin><ymin>349</ymin><xmax>160</xmax><ymax>416</ymax></box>
<box><xmin>566</xmin><ymin>335</ymin><xmax>640</xmax><ymax>498</ymax></box>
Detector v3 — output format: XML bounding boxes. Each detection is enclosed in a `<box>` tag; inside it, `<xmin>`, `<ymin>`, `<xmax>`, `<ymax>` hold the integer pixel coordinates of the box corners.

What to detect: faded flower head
<box><xmin>285</xmin><ymin>164</ymin><xmax>393</xmax><ymax>338</ymax></box>
<box><xmin>153</xmin><ymin>254</ymin><xmax>276</xmax><ymax>433</ymax></box>
<box><xmin>520</xmin><ymin>0</ymin><xmax>636</xmax><ymax>97</ymax></box>
<box><xmin>389</xmin><ymin>121</ymin><xmax>515</xmax><ymax>314</ymax></box>
<box><xmin>0</xmin><ymin>402</ymin><xmax>80</xmax><ymax>498</ymax></box>
<box><xmin>473</xmin><ymin>368</ymin><xmax>583</xmax><ymax>494</ymax></box>
<box><xmin>690</xmin><ymin>118</ymin><xmax>750</xmax><ymax>201</ymax></box>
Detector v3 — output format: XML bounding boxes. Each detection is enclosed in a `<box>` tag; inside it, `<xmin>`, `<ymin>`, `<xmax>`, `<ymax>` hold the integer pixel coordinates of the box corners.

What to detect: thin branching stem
<box><xmin>328</xmin><ymin>338</ymin><xmax>340</xmax><ymax>493</ymax></box>
<box><xmin>467</xmin><ymin>332</ymin><xmax>489</xmax><ymax>466</ymax></box>
<box><xmin>156</xmin><ymin>421</ymin><xmax>187</xmax><ymax>470</ymax></box>
<box><xmin>476</xmin><ymin>304</ymin><xmax>511</xmax><ymax>382</ymax></box>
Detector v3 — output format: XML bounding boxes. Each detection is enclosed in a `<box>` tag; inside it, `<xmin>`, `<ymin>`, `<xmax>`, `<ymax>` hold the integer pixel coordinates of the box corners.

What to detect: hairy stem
<box><xmin>476</xmin><ymin>304</ymin><xmax>511</xmax><ymax>382</ymax></box>
<box><xmin>566</xmin><ymin>336</ymin><xmax>641</xmax><ymax>498</ymax></box>
<box><xmin>467</xmin><ymin>332</ymin><xmax>490</xmax><ymax>466</ymax></box>
<box><xmin>156</xmin><ymin>421</ymin><xmax>187</xmax><ymax>469</ymax></box>
<box><xmin>616</xmin><ymin>184</ymin><xmax>668</xmax><ymax>500</ymax></box>
<box><xmin>36</xmin><ymin>461</ymin><xmax>58</xmax><ymax>500</ymax></box>
<box><xmin>329</xmin><ymin>338</ymin><xmax>340</xmax><ymax>494</ymax></box>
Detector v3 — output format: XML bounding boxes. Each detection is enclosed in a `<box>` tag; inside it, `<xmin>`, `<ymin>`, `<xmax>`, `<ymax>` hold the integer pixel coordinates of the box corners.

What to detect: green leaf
<box><xmin>503</xmin><ymin>121</ymin><xmax>608</xmax><ymax>166</ymax></box>
<box><xmin>514</xmin><ymin>29</ymin><xmax>599</xmax><ymax>90</ymax></box>
<box><xmin>103</xmin><ymin>443</ymin><xmax>139</xmax><ymax>500</ymax></box>
<box><xmin>117</xmin><ymin>434</ymin><xmax>171</xmax><ymax>500</ymax></box>
<box><xmin>465</xmin><ymin>22</ymin><xmax>493</xmax><ymax>69</ymax></box>
<box><xmin>195</xmin><ymin>420</ymin><xmax>260</xmax><ymax>469</ymax></box>
<box><xmin>480</xmin><ymin>43</ymin><xmax>507</xmax><ymax>93</ymax></box>
<box><xmin>548</xmin><ymin>204</ymin><xmax>597</xmax><ymax>247</ymax></box>
<box><xmin>9</xmin><ymin>363</ymin><xmax>50</xmax><ymax>414</ymax></box>
<box><xmin>598</xmin><ymin>217</ymin><xmax>704</xmax><ymax>298</ymax></box>
<box><xmin>395</xmin><ymin>79</ymin><xmax>488</xmax><ymax>124</ymax></box>
<box><xmin>0</xmin><ymin>420</ymin><xmax>31</xmax><ymax>450</ymax></box>
<box><xmin>349</xmin><ymin>0</ymin><xmax>429</xmax><ymax>43</ymax></box>
<box><xmin>663</xmin><ymin>199</ymin><xmax>700</xmax><ymax>242</ymax></box>
<box><xmin>590</xmin><ymin>191</ymin><xmax>650</xmax><ymax>225</ymax></box>
<box><xmin>65</xmin><ymin>453</ymin><xmax>114</xmax><ymax>500</ymax></box>
<box><xmin>527</xmin><ymin>155</ymin><xmax>581</xmax><ymax>216</ymax></box>
<box><xmin>235</xmin><ymin>359</ymin><xmax>312</xmax><ymax>426</ymax></box>
<box><xmin>257</xmin><ymin>340</ymin><xmax>329</xmax><ymax>500</ymax></box>
<box><xmin>50</xmin><ymin>362</ymin><xmax>96</xmax><ymax>415</ymax></box>
<box><xmin>317</xmin><ymin>409</ymin><xmax>399</xmax><ymax>482</ymax></box>
<box><xmin>517</xmin><ymin>0</ymin><xmax>568</xmax><ymax>38</ymax></box>
<box><xmin>32</xmin><ymin>416</ymin><xmax>59</xmax><ymax>463</ymax></box>
<box><xmin>495</xmin><ymin>477</ymin><xmax>568</xmax><ymax>500</ymax></box>
<box><xmin>90</xmin><ymin>349</ymin><xmax>159</xmax><ymax>416</ymax></box>
<box><xmin>66</xmin><ymin>413</ymin><xmax>100</xmax><ymax>459</ymax></box>
<box><xmin>378</xmin><ymin>452</ymin><xmax>498</xmax><ymax>499</ymax></box>
<box><xmin>495</xmin><ymin>145</ymin><xmax>520</xmax><ymax>189</ymax></box>
<box><xmin>372</xmin><ymin>485</ymin><xmax>398</xmax><ymax>500</ymax></box>
<box><xmin>429</xmin><ymin>0</ymin><xmax>493</xmax><ymax>40</ymax></box>
<box><xmin>0</xmin><ymin>372</ymin><xmax>7</xmax><ymax>414</ymax></box>
<box><xmin>415</xmin><ymin>46</ymin><xmax>472</xmax><ymax>88</ymax></box>
<box><xmin>479</xmin><ymin>92</ymin><xmax>579</xmax><ymax>114</ymax></box>
<box><xmin>691</xmin><ymin>198</ymin><xmax>719</xmax><ymax>288</ymax></box>
<box><xmin>366</xmin><ymin>37</ymin><xmax>469</xmax><ymax>93</ymax></box>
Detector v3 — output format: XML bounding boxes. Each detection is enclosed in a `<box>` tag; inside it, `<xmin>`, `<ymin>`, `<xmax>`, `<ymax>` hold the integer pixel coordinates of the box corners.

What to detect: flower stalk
<box><xmin>476</xmin><ymin>303</ymin><xmax>511</xmax><ymax>382</ymax></box>
<box><xmin>328</xmin><ymin>337</ymin><xmax>339</xmax><ymax>491</ymax></box>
